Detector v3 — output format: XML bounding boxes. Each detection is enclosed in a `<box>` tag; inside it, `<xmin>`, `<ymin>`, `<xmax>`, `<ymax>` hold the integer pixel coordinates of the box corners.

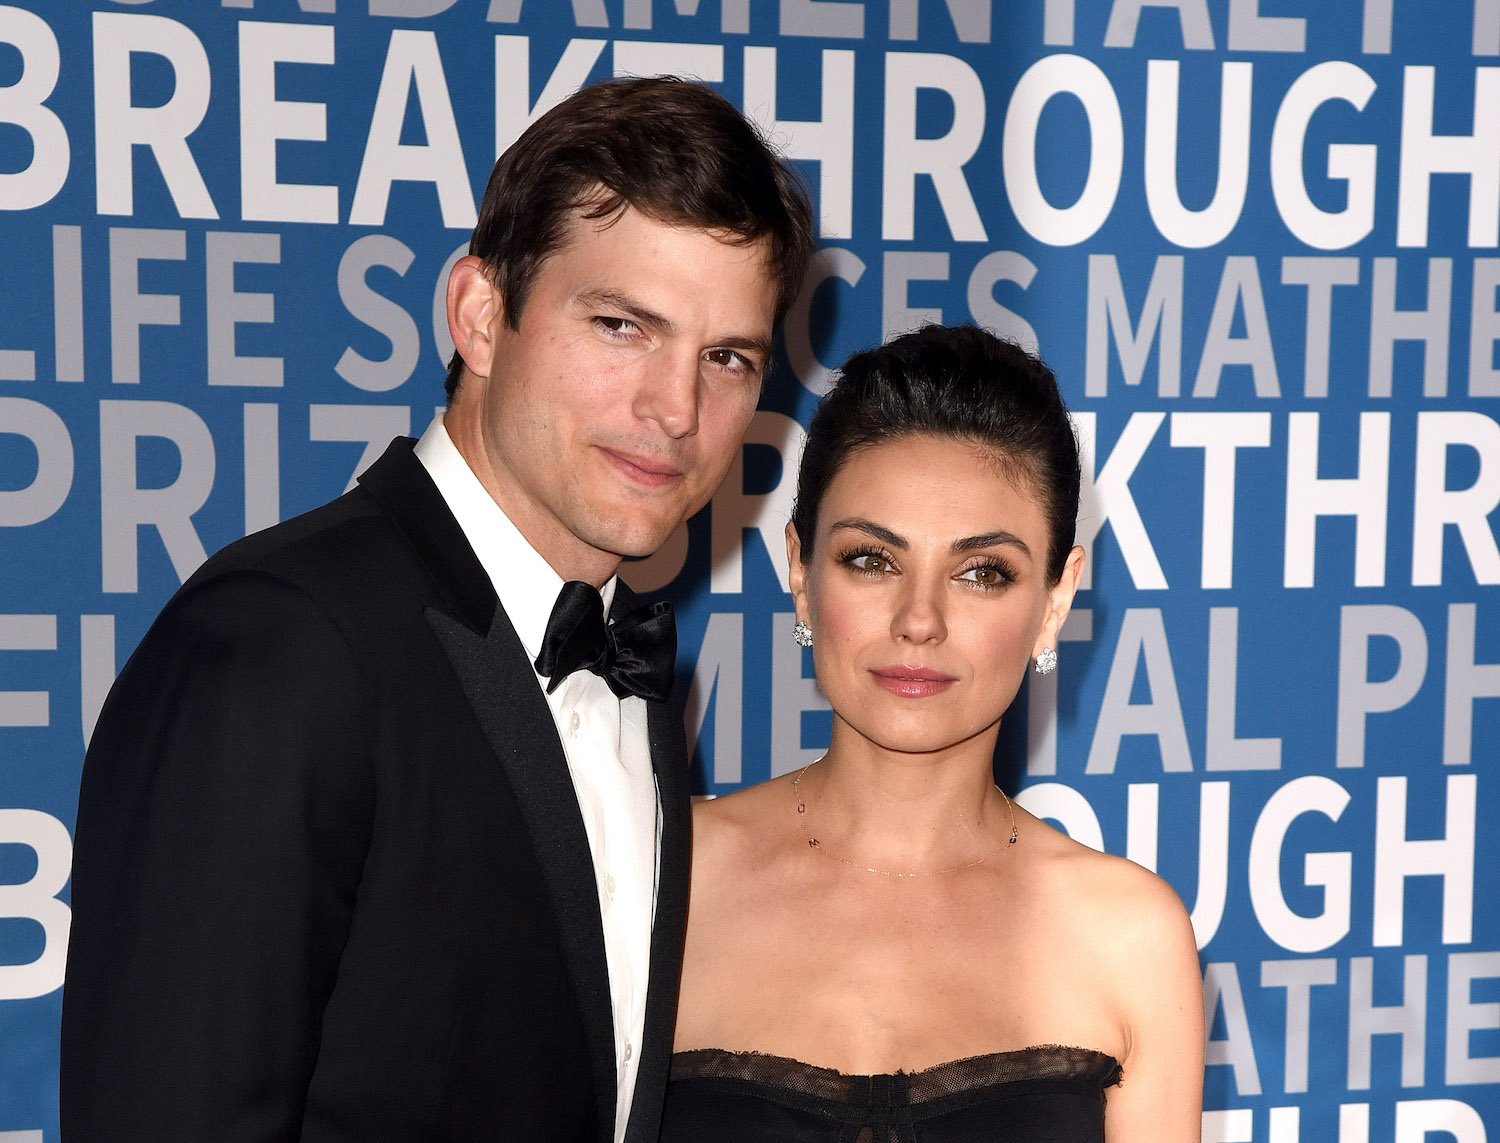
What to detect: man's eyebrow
<box><xmin>829</xmin><ymin>518</ymin><xmax>907</xmax><ymax>549</ymax></box>
<box><xmin>576</xmin><ymin>288</ymin><xmax>674</xmax><ymax>332</ymax></box>
<box><xmin>715</xmin><ymin>332</ymin><xmax>774</xmax><ymax>359</ymax></box>
<box><xmin>953</xmin><ymin>530</ymin><xmax>1031</xmax><ymax>556</ymax></box>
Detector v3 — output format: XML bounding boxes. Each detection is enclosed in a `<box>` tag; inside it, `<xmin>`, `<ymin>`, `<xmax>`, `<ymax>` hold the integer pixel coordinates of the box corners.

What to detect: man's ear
<box><xmin>446</xmin><ymin>256</ymin><xmax>501</xmax><ymax>382</ymax></box>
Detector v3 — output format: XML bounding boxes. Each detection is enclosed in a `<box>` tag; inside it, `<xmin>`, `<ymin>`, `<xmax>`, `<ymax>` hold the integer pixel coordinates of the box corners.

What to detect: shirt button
<box><xmin>605</xmin><ymin>873</ymin><xmax>617</xmax><ymax>896</ymax></box>
<box><xmin>568</xmin><ymin>711</ymin><xmax>580</xmax><ymax>737</ymax></box>
<box><xmin>624</xmin><ymin>1041</ymin><xmax>633</xmax><ymax>1062</ymax></box>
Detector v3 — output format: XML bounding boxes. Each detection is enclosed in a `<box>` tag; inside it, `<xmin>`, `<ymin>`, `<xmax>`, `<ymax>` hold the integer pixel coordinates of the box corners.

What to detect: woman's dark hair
<box><xmin>446</xmin><ymin>75</ymin><xmax>815</xmax><ymax>398</ymax></box>
<box><xmin>791</xmin><ymin>325</ymin><xmax>1081</xmax><ymax>583</ymax></box>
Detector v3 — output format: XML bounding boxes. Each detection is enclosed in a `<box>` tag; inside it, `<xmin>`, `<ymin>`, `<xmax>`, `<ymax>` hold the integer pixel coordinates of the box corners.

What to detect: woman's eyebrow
<box><xmin>953</xmin><ymin>530</ymin><xmax>1031</xmax><ymax>556</ymax></box>
<box><xmin>828</xmin><ymin>518</ymin><xmax>906</xmax><ymax>549</ymax></box>
<box><xmin>830</xmin><ymin>520</ymin><xmax>1033</xmax><ymax>557</ymax></box>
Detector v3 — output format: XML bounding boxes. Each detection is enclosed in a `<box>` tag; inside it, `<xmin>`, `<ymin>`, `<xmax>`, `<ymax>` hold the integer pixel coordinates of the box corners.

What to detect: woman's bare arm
<box><xmin>1102</xmin><ymin>867</ymin><xmax>1206</xmax><ymax>1142</ymax></box>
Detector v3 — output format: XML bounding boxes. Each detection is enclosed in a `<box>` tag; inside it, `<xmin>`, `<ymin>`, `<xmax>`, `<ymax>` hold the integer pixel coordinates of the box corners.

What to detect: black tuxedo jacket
<box><xmin>61</xmin><ymin>438</ymin><xmax>692</xmax><ymax>1143</ymax></box>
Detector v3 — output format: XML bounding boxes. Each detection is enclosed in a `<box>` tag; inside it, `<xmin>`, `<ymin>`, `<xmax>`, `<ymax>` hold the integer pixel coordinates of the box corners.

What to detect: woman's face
<box><xmin>788</xmin><ymin>432</ymin><xmax>1083</xmax><ymax>758</ymax></box>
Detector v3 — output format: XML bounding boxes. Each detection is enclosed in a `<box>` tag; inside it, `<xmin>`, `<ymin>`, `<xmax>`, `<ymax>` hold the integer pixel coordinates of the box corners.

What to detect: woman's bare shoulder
<box><xmin>1022</xmin><ymin>816</ymin><xmax>1203</xmax><ymax>1087</ymax></box>
<box><xmin>692</xmin><ymin>774</ymin><xmax>795</xmax><ymax>829</ymax></box>
<box><xmin>1023</xmin><ymin>814</ymin><xmax>1198</xmax><ymax>970</ymax></box>
<box><xmin>692</xmin><ymin>775</ymin><xmax>800</xmax><ymax>869</ymax></box>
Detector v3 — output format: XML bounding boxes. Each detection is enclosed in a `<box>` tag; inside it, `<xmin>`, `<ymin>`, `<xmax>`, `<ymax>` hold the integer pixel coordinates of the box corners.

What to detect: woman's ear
<box><xmin>1033</xmin><ymin>545</ymin><xmax>1085</xmax><ymax>658</ymax></box>
<box><xmin>446</xmin><ymin>256</ymin><xmax>501</xmax><ymax>382</ymax></box>
<box><xmin>785</xmin><ymin>522</ymin><xmax>809</xmax><ymax>622</ymax></box>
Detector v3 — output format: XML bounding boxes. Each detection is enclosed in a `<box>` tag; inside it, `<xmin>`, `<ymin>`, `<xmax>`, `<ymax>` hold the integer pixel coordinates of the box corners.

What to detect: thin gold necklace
<box><xmin>791</xmin><ymin>757</ymin><xmax>1019</xmax><ymax>879</ymax></box>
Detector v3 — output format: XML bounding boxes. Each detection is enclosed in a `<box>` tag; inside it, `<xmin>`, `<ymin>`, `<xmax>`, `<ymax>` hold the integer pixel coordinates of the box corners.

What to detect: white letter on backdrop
<box><xmin>1003</xmin><ymin>55</ymin><xmax>1122</xmax><ymax>246</ymax></box>
<box><xmin>93</xmin><ymin>12</ymin><xmax>217</xmax><ymax>219</ymax></box>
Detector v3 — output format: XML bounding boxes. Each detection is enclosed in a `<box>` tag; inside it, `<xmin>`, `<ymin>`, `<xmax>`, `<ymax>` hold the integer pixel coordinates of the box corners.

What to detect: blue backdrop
<box><xmin>2</xmin><ymin>2</ymin><xmax>1497</xmax><ymax>1139</ymax></box>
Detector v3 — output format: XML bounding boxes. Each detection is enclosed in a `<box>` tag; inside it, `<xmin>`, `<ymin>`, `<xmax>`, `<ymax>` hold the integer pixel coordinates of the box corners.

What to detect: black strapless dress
<box><xmin>661</xmin><ymin>1044</ymin><xmax>1122</xmax><ymax>1142</ymax></box>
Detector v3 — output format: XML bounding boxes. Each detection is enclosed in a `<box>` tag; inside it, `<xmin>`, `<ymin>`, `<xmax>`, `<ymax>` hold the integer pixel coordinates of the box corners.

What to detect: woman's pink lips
<box><xmin>869</xmin><ymin>666</ymin><xmax>956</xmax><ymax>697</ymax></box>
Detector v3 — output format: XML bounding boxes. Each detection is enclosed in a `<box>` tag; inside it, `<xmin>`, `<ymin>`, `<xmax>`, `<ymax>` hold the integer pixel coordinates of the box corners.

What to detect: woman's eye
<box><xmin>851</xmin><ymin>553</ymin><xmax>889</xmax><ymax>574</ymax></box>
<box><xmin>959</xmin><ymin>564</ymin><xmax>1008</xmax><ymax>587</ymax></box>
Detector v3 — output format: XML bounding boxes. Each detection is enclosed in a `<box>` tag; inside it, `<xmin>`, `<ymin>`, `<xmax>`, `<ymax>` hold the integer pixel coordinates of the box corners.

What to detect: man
<box><xmin>61</xmin><ymin>76</ymin><xmax>814</xmax><ymax>1142</ymax></box>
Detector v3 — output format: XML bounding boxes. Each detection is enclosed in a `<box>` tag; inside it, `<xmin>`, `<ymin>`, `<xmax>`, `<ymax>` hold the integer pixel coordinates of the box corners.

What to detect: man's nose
<box><xmin>634</xmin><ymin>351</ymin><xmax>700</xmax><ymax>439</ymax></box>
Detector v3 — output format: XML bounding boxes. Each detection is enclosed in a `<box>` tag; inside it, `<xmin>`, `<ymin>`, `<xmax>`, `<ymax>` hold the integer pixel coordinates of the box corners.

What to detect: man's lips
<box><xmin>601</xmin><ymin>448</ymin><xmax>684</xmax><ymax>487</ymax></box>
<box><xmin>869</xmin><ymin>665</ymin><xmax>957</xmax><ymax>697</ymax></box>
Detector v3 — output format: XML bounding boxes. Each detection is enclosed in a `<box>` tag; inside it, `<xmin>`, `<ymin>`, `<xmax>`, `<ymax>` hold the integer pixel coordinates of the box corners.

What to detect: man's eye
<box><xmin>705</xmin><ymin>348</ymin><xmax>753</xmax><ymax>372</ymax></box>
<box><xmin>595</xmin><ymin>317</ymin><xmax>641</xmax><ymax>337</ymax></box>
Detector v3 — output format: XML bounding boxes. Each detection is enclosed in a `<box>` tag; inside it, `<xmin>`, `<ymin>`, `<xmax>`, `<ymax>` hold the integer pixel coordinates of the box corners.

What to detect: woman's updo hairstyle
<box><xmin>791</xmin><ymin>324</ymin><xmax>1081</xmax><ymax>583</ymax></box>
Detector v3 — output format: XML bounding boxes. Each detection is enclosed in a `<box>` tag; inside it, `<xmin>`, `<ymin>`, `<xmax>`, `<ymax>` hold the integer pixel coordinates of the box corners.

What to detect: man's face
<box><xmin>447</xmin><ymin>206</ymin><xmax>778</xmax><ymax>583</ymax></box>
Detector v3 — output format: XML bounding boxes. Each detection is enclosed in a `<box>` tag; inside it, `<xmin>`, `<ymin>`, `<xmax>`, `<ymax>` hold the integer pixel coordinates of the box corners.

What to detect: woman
<box><xmin>664</xmin><ymin>325</ymin><xmax>1203</xmax><ymax>1141</ymax></box>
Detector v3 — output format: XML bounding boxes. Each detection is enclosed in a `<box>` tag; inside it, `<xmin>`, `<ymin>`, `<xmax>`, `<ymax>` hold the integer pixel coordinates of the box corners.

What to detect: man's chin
<box><xmin>585</xmin><ymin>519</ymin><xmax>682</xmax><ymax>565</ymax></box>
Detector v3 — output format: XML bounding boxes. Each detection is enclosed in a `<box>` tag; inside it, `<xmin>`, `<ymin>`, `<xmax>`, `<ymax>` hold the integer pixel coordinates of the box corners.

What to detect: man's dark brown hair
<box><xmin>446</xmin><ymin>75</ymin><xmax>816</xmax><ymax>398</ymax></box>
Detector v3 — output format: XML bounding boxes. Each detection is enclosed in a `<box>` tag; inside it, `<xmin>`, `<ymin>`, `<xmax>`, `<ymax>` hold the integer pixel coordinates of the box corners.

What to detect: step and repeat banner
<box><xmin>2</xmin><ymin>1</ymin><xmax>1497</xmax><ymax>1139</ymax></box>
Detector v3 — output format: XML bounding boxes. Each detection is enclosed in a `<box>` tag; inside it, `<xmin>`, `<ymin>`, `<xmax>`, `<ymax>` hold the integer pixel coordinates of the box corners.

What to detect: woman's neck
<box><xmin>795</xmin><ymin>724</ymin><xmax>1013</xmax><ymax>873</ymax></box>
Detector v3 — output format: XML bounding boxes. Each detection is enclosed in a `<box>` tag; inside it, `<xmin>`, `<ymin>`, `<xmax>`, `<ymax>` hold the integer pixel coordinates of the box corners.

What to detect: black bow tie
<box><xmin>534</xmin><ymin>581</ymin><xmax>676</xmax><ymax>702</ymax></box>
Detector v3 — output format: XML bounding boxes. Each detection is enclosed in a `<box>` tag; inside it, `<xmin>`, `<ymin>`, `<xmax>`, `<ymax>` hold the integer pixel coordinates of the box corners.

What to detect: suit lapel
<box><xmin>357</xmin><ymin>438</ymin><xmax>497</xmax><ymax>634</ymax></box>
<box><xmin>621</xmin><ymin>584</ymin><xmax>693</xmax><ymax>1142</ymax></box>
<box><xmin>427</xmin><ymin>602</ymin><xmax>618</xmax><ymax>1143</ymax></box>
<box><xmin>370</xmin><ymin>451</ymin><xmax>687</xmax><ymax>1143</ymax></box>
<box><xmin>362</xmin><ymin>442</ymin><xmax>616</xmax><ymax>1140</ymax></box>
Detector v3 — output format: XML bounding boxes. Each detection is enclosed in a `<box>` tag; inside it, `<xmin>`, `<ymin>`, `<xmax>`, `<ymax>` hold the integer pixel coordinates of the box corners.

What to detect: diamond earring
<box><xmin>792</xmin><ymin>620</ymin><xmax>813</xmax><ymax>648</ymax></box>
<box><xmin>1033</xmin><ymin>647</ymin><xmax>1058</xmax><ymax>675</ymax></box>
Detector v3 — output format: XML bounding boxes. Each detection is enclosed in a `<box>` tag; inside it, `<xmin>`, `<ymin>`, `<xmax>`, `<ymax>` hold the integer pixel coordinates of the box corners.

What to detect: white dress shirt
<box><xmin>415</xmin><ymin>423</ymin><xmax>659</xmax><ymax>1142</ymax></box>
